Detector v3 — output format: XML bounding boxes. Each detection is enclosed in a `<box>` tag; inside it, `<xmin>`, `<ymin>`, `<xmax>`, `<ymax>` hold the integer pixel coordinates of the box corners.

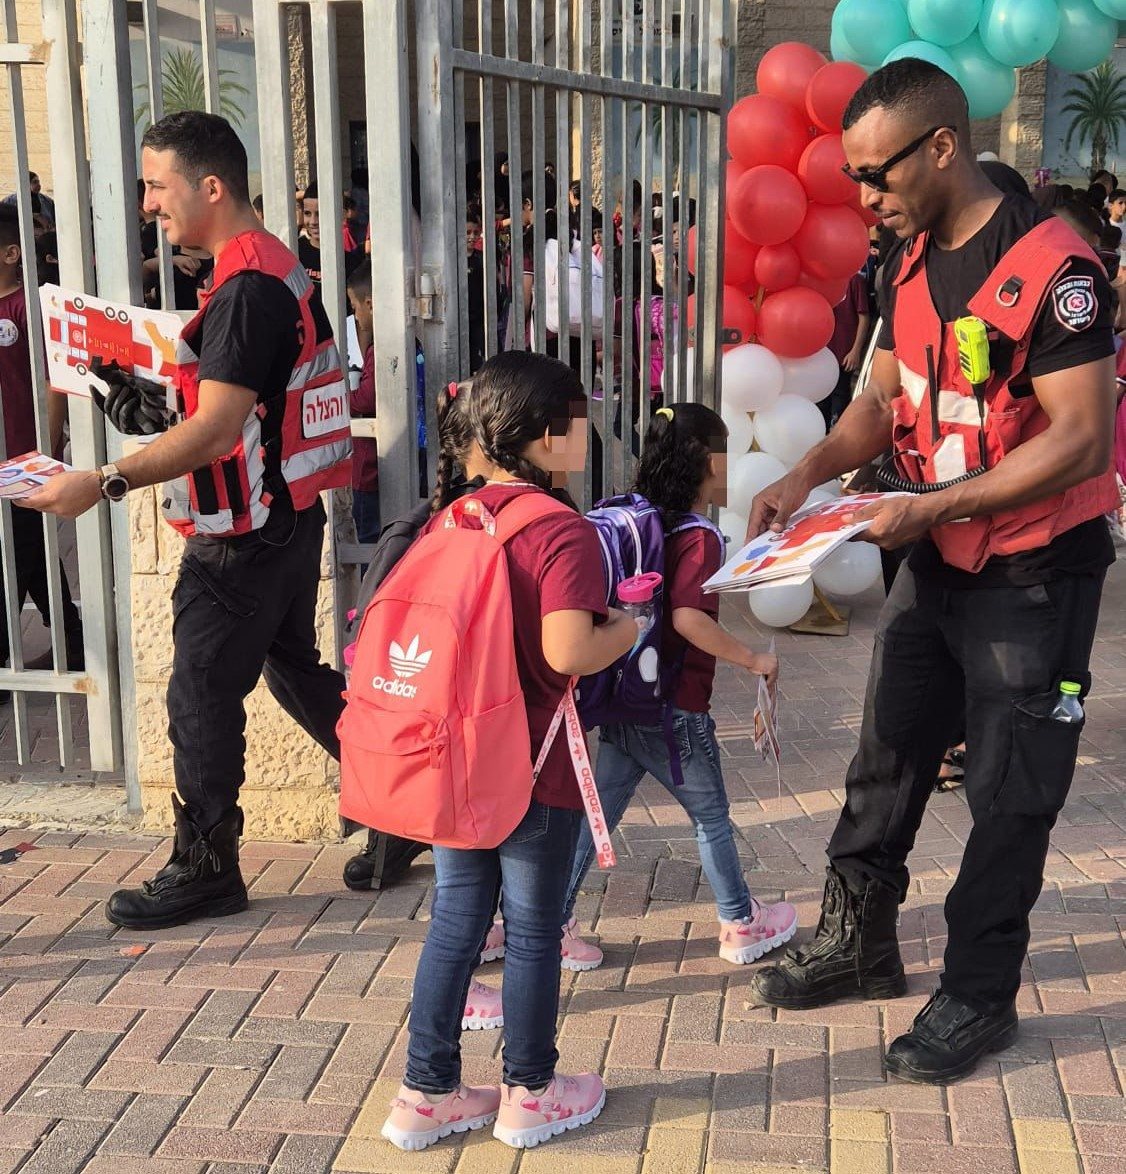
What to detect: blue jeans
<box><xmin>405</xmin><ymin>800</ymin><xmax>581</xmax><ymax>1093</ymax></box>
<box><xmin>563</xmin><ymin>710</ymin><xmax>751</xmax><ymax>923</ymax></box>
<box><xmin>351</xmin><ymin>488</ymin><xmax>381</xmax><ymax>546</ymax></box>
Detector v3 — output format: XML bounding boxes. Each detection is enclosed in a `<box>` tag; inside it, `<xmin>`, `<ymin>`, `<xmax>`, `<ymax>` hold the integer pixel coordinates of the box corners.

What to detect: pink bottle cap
<box><xmin>617</xmin><ymin>572</ymin><xmax>663</xmax><ymax>604</ymax></box>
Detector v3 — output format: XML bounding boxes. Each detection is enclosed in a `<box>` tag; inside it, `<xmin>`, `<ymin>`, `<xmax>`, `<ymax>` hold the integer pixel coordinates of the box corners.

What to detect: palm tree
<box><xmin>134</xmin><ymin>46</ymin><xmax>251</xmax><ymax>128</ymax></box>
<box><xmin>1062</xmin><ymin>61</ymin><xmax>1126</xmax><ymax>179</ymax></box>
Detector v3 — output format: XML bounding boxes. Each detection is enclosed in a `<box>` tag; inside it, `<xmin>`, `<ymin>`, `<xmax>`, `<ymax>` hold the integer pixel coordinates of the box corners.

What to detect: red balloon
<box><xmin>793</xmin><ymin>203</ymin><xmax>870</xmax><ymax>281</ymax></box>
<box><xmin>687</xmin><ymin>285</ymin><xmax>758</xmax><ymax>351</ymax></box>
<box><xmin>729</xmin><ymin>165</ymin><xmax>809</xmax><ymax>247</ymax></box>
<box><xmin>758</xmin><ymin>287</ymin><xmax>835</xmax><ymax>358</ymax></box>
<box><xmin>806</xmin><ymin>61</ymin><xmax>868</xmax><ymax>134</ymax></box>
<box><xmin>754</xmin><ymin>243</ymin><xmax>802</xmax><ymax>292</ymax></box>
<box><xmin>797</xmin><ymin>135</ymin><xmax>855</xmax><ymax>206</ymax></box>
<box><xmin>798</xmin><ymin>270</ymin><xmax>850</xmax><ymax>307</ymax></box>
<box><xmin>728</xmin><ymin>94</ymin><xmax>813</xmax><ymax>173</ymax></box>
<box><xmin>726</xmin><ymin>159</ymin><xmax>746</xmax><ymax>193</ymax></box>
<box><xmin>687</xmin><ymin>223</ymin><xmax>759</xmax><ymax>288</ymax></box>
<box><xmin>757</xmin><ymin>42</ymin><xmax>828</xmax><ymax>113</ymax></box>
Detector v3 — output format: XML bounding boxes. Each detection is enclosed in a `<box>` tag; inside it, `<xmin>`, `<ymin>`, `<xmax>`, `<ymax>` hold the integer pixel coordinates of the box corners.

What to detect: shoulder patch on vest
<box><xmin>1052</xmin><ymin>274</ymin><xmax>1098</xmax><ymax>333</ymax></box>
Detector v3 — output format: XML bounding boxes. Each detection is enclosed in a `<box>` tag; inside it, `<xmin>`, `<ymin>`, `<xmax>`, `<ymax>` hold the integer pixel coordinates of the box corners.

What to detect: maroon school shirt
<box><xmin>663</xmin><ymin>525</ymin><xmax>724</xmax><ymax>713</ymax></box>
<box><xmin>350</xmin><ymin>344</ymin><xmax>379</xmax><ymax>493</ymax></box>
<box><xmin>827</xmin><ymin>270</ymin><xmax>870</xmax><ymax>364</ymax></box>
<box><xmin>422</xmin><ymin>483</ymin><xmax>607</xmax><ymax>809</ymax></box>
<box><xmin>0</xmin><ymin>287</ymin><xmax>40</xmax><ymax>459</ymax></box>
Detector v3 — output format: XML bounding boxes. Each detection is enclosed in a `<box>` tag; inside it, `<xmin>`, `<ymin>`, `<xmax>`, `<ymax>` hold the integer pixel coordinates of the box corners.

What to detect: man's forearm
<box><xmin>114</xmin><ymin>417</ymin><xmax>232</xmax><ymax>490</ymax></box>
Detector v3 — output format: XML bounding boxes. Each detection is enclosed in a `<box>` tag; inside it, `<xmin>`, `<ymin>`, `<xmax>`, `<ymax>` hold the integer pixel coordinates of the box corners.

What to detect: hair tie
<box><xmin>655</xmin><ymin>407</ymin><xmax>674</xmax><ymax>421</ymax></box>
<box><xmin>447</xmin><ymin>381</ymin><xmax>459</xmax><ymax>399</ymax></box>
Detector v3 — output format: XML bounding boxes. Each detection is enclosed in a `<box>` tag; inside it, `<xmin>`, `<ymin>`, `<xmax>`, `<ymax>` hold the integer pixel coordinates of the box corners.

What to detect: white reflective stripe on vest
<box><xmin>190</xmin><ymin>507</ymin><xmax>236</xmax><ymax>536</ymax></box>
<box><xmin>534</xmin><ymin>686</ymin><xmax>616</xmax><ymax>869</ymax></box>
<box><xmin>288</xmin><ymin>345</ymin><xmax>342</xmax><ymax>391</ymax></box>
<box><xmin>281</xmin><ymin>436</ymin><xmax>353</xmax><ymax>484</ymax></box>
<box><xmin>899</xmin><ymin>363</ymin><xmax>991</xmax><ymax>426</ymax></box>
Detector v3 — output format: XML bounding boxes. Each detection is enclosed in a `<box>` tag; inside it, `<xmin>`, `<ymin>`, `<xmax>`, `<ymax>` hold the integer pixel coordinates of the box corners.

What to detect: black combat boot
<box><xmin>342</xmin><ymin>828</ymin><xmax>429</xmax><ymax>891</ymax></box>
<box><xmin>885</xmin><ymin>990</ymin><xmax>1018</xmax><ymax>1084</ymax></box>
<box><xmin>750</xmin><ymin>866</ymin><xmax>907</xmax><ymax>1009</ymax></box>
<box><xmin>105</xmin><ymin>797</ymin><xmax>248</xmax><ymax>929</ymax></box>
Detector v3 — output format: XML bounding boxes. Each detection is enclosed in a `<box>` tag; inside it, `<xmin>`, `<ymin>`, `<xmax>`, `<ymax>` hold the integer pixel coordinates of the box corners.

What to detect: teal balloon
<box><xmin>1092</xmin><ymin>0</ymin><xmax>1126</xmax><ymax>16</ymax></box>
<box><xmin>882</xmin><ymin>40</ymin><xmax>961</xmax><ymax>78</ymax></box>
<box><xmin>830</xmin><ymin>6</ymin><xmax>867</xmax><ymax>64</ymax></box>
<box><xmin>835</xmin><ymin>0</ymin><xmax>915</xmax><ymax>69</ymax></box>
<box><xmin>906</xmin><ymin>0</ymin><xmax>984</xmax><ymax>47</ymax></box>
<box><xmin>947</xmin><ymin>32</ymin><xmax>1018</xmax><ymax>120</ymax></box>
<box><xmin>1048</xmin><ymin>0</ymin><xmax>1118</xmax><ymax>72</ymax></box>
<box><xmin>978</xmin><ymin>0</ymin><xmax>1062</xmax><ymax>68</ymax></box>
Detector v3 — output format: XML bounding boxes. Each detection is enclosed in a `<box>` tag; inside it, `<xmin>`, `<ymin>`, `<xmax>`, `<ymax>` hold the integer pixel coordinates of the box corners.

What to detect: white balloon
<box><xmin>813</xmin><ymin>541</ymin><xmax>882</xmax><ymax>597</ymax></box>
<box><xmin>728</xmin><ymin>451</ymin><xmax>789</xmax><ymax>517</ymax></box>
<box><xmin>817</xmin><ymin>479</ymin><xmax>843</xmax><ymax>497</ymax></box>
<box><xmin>717</xmin><ymin>508</ymin><xmax>749</xmax><ymax>548</ymax></box>
<box><xmin>800</xmin><ymin>487</ymin><xmax>835</xmax><ymax>511</ymax></box>
<box><xmin>722</xmin><ymin>344</ymin><xmax>785</xmax><ymax>414</ymax></box>
<box><xmin>748</xmin><ymin>578</ymin><xmax>814</xmax><ymax>629</ymax></box>
<box><xmin>723</xmin><ymin>407</ymin><xmax>755</xmax><ymax>459</ymax></box>
<box><xmin>778</xmin><ymin>349</ymin><xmax>840</xmax><ymax>405</ymax></box>
<box><xmin>752</xmin><ymin>395</ymin><xmax>827</xmax><ymax>468</ymax></box>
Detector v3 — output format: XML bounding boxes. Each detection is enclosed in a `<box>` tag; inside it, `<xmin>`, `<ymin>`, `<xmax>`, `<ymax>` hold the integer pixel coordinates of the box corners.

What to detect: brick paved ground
<box><xmin>0</xmin><ymin>564</ymin><xmax>1123</xmax><ymax>1173</ymax></box>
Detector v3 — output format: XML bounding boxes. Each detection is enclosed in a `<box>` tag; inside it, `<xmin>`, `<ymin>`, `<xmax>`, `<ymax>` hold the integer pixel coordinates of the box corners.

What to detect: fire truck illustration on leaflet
<box><xmin>39</xmin><ymin>285</ymin><xmax>182</xmax><ymax>397</ymax></box>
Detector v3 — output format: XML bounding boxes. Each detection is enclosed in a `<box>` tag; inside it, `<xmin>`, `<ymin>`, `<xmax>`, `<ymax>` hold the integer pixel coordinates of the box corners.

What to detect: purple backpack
<box><xmin>576</xmin><ymin>494</ymin><xmax>724</xmax><ymax>757</ymax></box>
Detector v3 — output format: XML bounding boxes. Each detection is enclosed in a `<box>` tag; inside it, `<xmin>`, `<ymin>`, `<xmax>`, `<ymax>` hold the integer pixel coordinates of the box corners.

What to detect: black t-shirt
<box><xmin>194</xmin><ymin>270</ymin><xmax>335</xmax><ymax>536</ymax></box>
<box><xmin>877</xmin><ymin>195</ymin><xmax>1116</xmax><ymax>587</ymax></box>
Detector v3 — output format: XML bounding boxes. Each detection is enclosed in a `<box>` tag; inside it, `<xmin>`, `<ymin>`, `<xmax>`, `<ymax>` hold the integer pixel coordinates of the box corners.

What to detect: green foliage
<box><xmin>1062</xmin><ymin>61</ymin><xmax>1126</xmax><ymax>178</ymax></box>
<box><xmin>134</xmin><ymin>45</ymin><xmax>251</xmax><ymax>128</ymax></box>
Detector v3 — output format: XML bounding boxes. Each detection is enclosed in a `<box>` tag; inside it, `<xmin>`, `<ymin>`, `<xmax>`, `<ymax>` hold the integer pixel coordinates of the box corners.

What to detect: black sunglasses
<box><xmin>842</xmin><ymin>126</ymin><xmax>951</xmax><ymax>193</ymax></box>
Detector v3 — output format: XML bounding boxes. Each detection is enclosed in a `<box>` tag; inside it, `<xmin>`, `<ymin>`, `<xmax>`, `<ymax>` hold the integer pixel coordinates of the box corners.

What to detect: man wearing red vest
<box><xmin>747</xmin><ymin>62</ymin><xmax>1118</xmax><ymax>1083</ymax></box>
<box><xmin>23</xmin><ymin>112</ymin><xmax>425</xmax><ymax>928</ymax></box>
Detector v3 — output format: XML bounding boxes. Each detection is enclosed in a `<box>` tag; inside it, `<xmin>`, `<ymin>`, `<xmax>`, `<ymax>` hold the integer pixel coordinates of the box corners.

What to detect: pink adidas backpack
<box><xmin>338</xmin><ymin>491</ymin><xmax>577</xmax><ymax>850</ymax></box>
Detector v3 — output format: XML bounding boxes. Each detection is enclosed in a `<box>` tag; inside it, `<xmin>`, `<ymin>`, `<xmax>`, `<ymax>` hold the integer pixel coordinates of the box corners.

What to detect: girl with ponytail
<box><xmin>382</xmin><ymin>350</ymin><xmax>636</xmax><ymax>1152</ymax></box>
<box><xmin>558</xmin><ymin>402</ymin><xmax>795</xmax><ymax>972</ymax></box>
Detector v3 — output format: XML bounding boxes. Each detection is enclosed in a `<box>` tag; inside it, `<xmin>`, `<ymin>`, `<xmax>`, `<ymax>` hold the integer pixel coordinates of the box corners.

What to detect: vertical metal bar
<box><xmin>598</xmin><ymin>0</ymin><xmax>615</xmax><ymax>497</ymax></box>
<box><xmin>252</xmin><ymin>0</ymin><xmax>297</xmax><ymax>250</ymax></box>
<box><xmin>417</xmin><ymin>0</ymin><xmax>462</xmax><ymax>488</ymax></box>
<box><xmin>660</xmin><ymin>0</ymin><xmax>674</xmax><ymax>402</ymax></box>
<box><xmin>529</xmin><ymin>2</ymin><xmax>546</xmax><ymax>354</ymax></box>
<box><xmin>140</xmin><ymin>0</ymin><xmax>174</xmax><ymax>313</ymax></box>
<box><xmin>618</xmin><ymin>0</ymin><xmax>636</xmax><ymax>492</ymax></box>
<box><xmin>310</xmin><ymin>0</ymin><xmax>346</xmax><ymax>350</ymax></box>
<box><xmin>690</xmin><ymin>0</ymin><xmax>710</xmax><ymax>406</ymax></box>
<box><xmin>674</xmin><ymin>0</ymin><xmax>691</xmax><ymax>402</ymax></box>
<box><xmin>504</xmin><ymin>0</ymin><xmax>525</xmax><ymax>350</ymax></box>
<box><xmin>42</xmin><ymin>0</ymin><xmax>122</xmax><ymax>776</ymax></box>
<box><xmin>478</xmin><ymin>1</ymin><xmax>499</xmax><ymax>359</ymax></box>
<box><xmin>363</xmin><ymin>0</ymin><xmax>420</xmax><ymax>522</ymax></box>
<box><xmin>637</xmin><ymin>0</ymin><xmax>654</xmax><ymax>442</ymax></box>
<box><xmin>84</xmin><ymin>0</ymin><xmax>146</xmax><ymax>799</ymax></box>
<box><xmin>575</xmin><ymin>3</ymin><xmax>595</xmax><ymax>507</ymax></box>
<box><xmin>198</xmin><ymin>0</ymin><xmax>221</xmax><ymax>114</ymax></box>
<box><xmin>452</xmin><ymin>1</ymin><xmax>470</xmax><ymax>375</ymax></box>
<box><xmin>553</xmin><ymin>0</ymin><xmax>571</xmax><ymax>371</ymax></box>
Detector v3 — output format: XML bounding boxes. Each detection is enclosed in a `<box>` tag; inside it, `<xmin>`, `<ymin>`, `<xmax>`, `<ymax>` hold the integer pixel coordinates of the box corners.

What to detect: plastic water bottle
<box><xmin>1050</xmin><ymin>681</ymin><xmax>1084</xmax><ymax>724</ymax></box>
<box><xmin>616</xmin><ymin>572</ymin><xmax>664</xmax><ymax>643</ymax></box>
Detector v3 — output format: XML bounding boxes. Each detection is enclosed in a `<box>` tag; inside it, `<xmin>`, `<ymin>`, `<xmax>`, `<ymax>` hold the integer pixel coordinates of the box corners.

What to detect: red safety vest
<box><xmin>890</xmin><ymin>216</ymin><xmax>1119</xmax><ymax>573</ymax></box>
<box><xmin>163</xmin><ymin>230</ymin><xmax>352</xmax><ymax>537</ymax></box>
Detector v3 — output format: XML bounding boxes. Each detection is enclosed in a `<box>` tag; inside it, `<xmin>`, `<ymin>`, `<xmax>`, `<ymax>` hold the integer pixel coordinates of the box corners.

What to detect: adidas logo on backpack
<box><xmin>338</xmin><ymin>491</ymin><xmax>579</xmax><ymax>850</ymax></box>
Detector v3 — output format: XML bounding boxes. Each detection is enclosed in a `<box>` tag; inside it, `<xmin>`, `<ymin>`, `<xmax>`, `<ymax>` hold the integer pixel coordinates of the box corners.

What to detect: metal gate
<box><xmin>253</xmin><ymin>0</ymin><xmax>733</xmax><ymax>521</ymax></box>
<box><xmin>0</xmin><ymin>0</ymin><xmax>125</xmax><ymax>781</ymax></box>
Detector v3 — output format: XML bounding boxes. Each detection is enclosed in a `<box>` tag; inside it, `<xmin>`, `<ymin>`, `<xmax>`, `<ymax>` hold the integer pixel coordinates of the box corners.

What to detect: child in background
<box><xmin>560</xmin><ymin>403</ymin><xmax>793</xmax><ymax>970</ymax></box>
<box><xmin>381</xmin><ymin>352</ymin><xmax>636</xmax><ymax>1153</ymax></box>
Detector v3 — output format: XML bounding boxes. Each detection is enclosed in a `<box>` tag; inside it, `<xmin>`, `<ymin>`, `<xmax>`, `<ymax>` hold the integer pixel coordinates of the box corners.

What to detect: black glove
<box><xmin>89</xmin><ymin>357</ymin><xmax>174</xmax><ymax>436</ymax></box>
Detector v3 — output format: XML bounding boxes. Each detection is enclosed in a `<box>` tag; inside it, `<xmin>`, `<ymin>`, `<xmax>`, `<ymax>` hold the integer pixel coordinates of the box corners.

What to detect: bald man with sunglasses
<box><xmin>747</xmin><ymin>60</ymin><xmax>1118</xmax><ymax>1085</ymax></box>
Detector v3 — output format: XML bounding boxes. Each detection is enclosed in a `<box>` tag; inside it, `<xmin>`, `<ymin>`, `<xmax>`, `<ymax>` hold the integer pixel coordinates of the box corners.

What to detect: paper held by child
<box><xmin>38</xmin><ymin>284</ymin><xmax>183</xmax><ymax>398</ymax></box>
<box><xmin>0</xmin><ymin>452</ymin><xmax>74</xmax><ymax>499</ymax></box>
<box><xmin>704</xmin><ymin>493</ymin><xmax>909</xmax><ymax>594</ymax></box>
<box><xmin>752</xmin><ymin>639</ymin><xmax>781</xmax><ymax>790</ymax></box>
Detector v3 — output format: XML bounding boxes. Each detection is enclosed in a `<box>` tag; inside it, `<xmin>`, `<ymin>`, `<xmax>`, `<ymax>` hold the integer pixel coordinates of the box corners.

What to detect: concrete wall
<box><xmin>0</xmin><ymin>0</ymin><xmax>52</xmax><ymax>195</ymax></box>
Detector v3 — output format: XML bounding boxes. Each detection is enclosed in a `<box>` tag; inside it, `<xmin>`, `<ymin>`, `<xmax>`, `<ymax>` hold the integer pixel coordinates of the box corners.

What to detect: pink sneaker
<box><xmin>493</xmin><ymin>1072</ymin><xmax>606</xmax><ymax>1148</ymax></box>
<box><xmin>381</xmin><ymin>1083</ymin><xmax>501</xmax><ymax>1151</ymax></box>
<box><xmin>719</xmin><ymin>898</ymin><xmax>798</xmax><ymax>965</ymax></box>
<box><xmin>480</xmin><ymin>920</ymin><xmax>505</xmax><ymax>963</ymax></box>
<box><xmin>560</xmin><ymin>918</ymin><xmax>603</xmax><ymax>972</ymax></box>
<box><xmin>461</xmin><ymin>980</ymin><xmax>503</xmax><ymax>1031</ymax></box>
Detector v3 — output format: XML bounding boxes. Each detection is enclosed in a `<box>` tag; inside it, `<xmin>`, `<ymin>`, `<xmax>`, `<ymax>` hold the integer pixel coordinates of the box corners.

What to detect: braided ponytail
<box><xmin>429</xmin><ymin>380</ymin><xmax>475</xmax><ymax>513</ymax></box>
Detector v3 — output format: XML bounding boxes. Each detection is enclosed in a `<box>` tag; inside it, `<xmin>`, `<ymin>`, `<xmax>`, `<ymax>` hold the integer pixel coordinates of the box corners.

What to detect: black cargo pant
<box><xmin>166</xmin><ymin>499</ymin><xmax>346</xmax><ymax>831</ymax></box>
<box><xmin>828</xmin><ymin>561</ymin><xmax>1105</xmax><ymax>1012</ymax></box>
